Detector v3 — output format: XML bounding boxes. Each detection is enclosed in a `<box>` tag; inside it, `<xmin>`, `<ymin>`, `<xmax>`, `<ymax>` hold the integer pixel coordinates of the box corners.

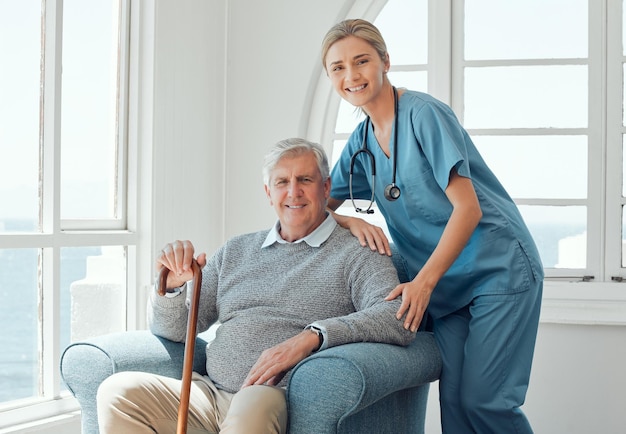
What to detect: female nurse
<box><xmin>321</xmin><ymin>19</ymin><xmax>544</xmax><ymax>434</ymax></box>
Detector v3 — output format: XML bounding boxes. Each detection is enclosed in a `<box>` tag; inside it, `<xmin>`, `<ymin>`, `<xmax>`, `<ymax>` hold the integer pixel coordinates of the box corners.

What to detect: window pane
<box><xmin>0</xmin><ymin>248</ymin><xmax>38</xmax><ymax>402</ymax></box>
<box><xmin>519</xmin><ymin>205</ymin><xmax>586</xmax><ymax>268</ymax></box>
<box><xmin>0</xmin><ymin>1</ymin><xmax>41</xmax><ymax>232</ymax></box>
<box><xmin>465</xmin><ymin>0</ymin><xmax>588</xmax><ymax>60</ymax></box>
<box><xmin>374</xmin><ymin>0</ymin><xmax>427</xmax><ymax>65</ymax></box>
<box><xmin>331</xmin><ymin>139</ymin><xmax>348</xmax><ymax>168</ymax></box>
<box><xmin>388</xmin><ymin>71</ymin><xmax>428</xmax><ymax>94</ymax></box>
<box><xmin>474</xmin><ymin>135</ymin><xmax>587</xmax><ymax>199</ymax></box>
<box><xmin>66</xmin><ymin>246</ymin><xmax>127</xmax><ymax>344</ymax></box>
<box><xmin>335</xmin><ymin>100</ymin><xmax>365</xmax><ymax>134</ymax></box>
<box><xmin>61</xmin><ymin>0</ymin><xmax>121</xmax><ymax>219</ymax></box>
<box><xmin>464</xmin><ymin>65</ymin><xmax>588</xmax><ymax>128</ymax></box>
<box><xmin>59</xmin><ymin>246</ymin><xmax>126</xmax><ymax>392</ymax></box>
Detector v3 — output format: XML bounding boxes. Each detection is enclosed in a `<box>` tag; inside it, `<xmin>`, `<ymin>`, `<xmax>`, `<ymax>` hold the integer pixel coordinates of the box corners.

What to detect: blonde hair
<box><xmin>321</xmin><ymin>19</ymin><xmax>388</xmax><ymax>69</ymax></box>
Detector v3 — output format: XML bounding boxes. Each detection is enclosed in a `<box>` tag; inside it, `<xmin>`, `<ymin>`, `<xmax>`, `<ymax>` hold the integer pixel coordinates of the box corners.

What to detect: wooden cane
<box><xmin>158</xmin><ymin>259</ymin><xmax>202</xmax><ymax>434</ymax></box>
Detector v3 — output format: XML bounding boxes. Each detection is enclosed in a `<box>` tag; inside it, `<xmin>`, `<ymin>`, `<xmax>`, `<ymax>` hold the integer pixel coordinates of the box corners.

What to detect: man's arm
<box><xmin>148</xmin><ymin>283</ymin><xmax>192</xmax><ymax>342</ymax></box>
<box><xmin>311</xmin><ymin>247</ymin><xmax>416</xmax><ymax>348</ymax></box>
<box><xmin>148</xmin><ymin>240</ymin><xmax>220</xmax><ymax>342</ymax></box>
<box><xmin>242</xmin><ymin>329</ymin><xmax>322</xmax><ymax>387</ymax></box>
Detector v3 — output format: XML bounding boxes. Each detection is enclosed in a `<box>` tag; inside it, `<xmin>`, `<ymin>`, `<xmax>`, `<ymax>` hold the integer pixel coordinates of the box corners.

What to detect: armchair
<box><xmin>60</xmin><ymin>329</ymin><xmax>441</xmax><ymax>433</ymax></box>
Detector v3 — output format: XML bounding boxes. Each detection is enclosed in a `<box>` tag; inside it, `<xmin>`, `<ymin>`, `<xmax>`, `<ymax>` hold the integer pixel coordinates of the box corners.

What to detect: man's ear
<box><xmin>264</xmin><ymin>184</ymin><xmax>272</xmax><ymax>203</ymax></box>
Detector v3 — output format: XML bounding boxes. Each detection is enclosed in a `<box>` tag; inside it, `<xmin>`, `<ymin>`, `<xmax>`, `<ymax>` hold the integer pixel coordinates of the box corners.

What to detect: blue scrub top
<box><xmin>330</xmin><ymin>90</ymin><xmax>544</xmax><ymax>318</ymax></box>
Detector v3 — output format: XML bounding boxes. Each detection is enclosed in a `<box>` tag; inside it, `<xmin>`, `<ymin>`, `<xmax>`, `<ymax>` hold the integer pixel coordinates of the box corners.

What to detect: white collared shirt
<box><xmin>261</xmin><ymin>213</ymin><xmax>337</xmax><ymax>248</ymax></box>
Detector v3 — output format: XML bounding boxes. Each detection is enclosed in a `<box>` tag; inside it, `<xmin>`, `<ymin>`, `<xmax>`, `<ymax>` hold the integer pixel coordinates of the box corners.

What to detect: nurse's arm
<box><xmin>433</xmin><ymin>171</ymin><xmax>483</xmax><ymax>275</ymax></box>
<box><xmin>386</xmin><ymin>171</ymin><xmax>482</xmax><ymax>331</ymax></box>
<box><xmin>327</xmin><ymin>197</ymin><xmax>391</xmax><ymax>256</ymax></box>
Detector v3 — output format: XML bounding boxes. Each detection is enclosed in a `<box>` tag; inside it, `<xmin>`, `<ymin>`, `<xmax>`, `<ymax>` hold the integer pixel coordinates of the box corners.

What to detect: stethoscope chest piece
<box><xmin>384</xmin><ymin>183</ymin><xmax>401</xmax><ymax>201</ymax></box>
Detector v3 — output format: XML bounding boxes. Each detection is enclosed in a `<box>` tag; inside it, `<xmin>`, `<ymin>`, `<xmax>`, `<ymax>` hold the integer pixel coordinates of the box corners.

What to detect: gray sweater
<box><xmin>148</xmin><ymin>225</ymin><xmax>415</xmax><ymax>393</ymax></box>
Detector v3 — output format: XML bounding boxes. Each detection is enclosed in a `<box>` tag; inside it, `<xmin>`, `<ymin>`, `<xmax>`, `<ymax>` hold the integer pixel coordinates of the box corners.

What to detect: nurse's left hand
<box><xmin>385</xmin><ymin>280</ymin><xmax>433</xmax><ymax>332</ymax></box>
<box><xmin>327</xmin><ymin>202</ymin><xmax>391</xmax><ymax>255</ymax></box>
<box><xmin>344</xmin><ymin>216</ymin><xmax>391</xmax><ymax>256</ymax></box>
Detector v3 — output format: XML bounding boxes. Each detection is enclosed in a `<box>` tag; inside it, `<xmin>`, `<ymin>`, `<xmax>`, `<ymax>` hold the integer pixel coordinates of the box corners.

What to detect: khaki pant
<box><xmin>97</xmin><ymin>371</ymin><xmax>287</xmax><ymax>434</ymax></box>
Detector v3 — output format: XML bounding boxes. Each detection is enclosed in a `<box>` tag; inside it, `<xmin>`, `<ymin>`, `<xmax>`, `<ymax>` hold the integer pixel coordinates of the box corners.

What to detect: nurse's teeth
<box><xmin>349</xmin><ymin>85</ymin><xmax>366</xmax><ymax>92</ymax></box>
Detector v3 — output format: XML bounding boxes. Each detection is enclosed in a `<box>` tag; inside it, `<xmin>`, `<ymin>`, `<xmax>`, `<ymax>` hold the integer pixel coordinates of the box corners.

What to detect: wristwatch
<box><xmin>307</xmin><ymin>325</ymin><xmax>324</xmax><ymax>352</ymax></box>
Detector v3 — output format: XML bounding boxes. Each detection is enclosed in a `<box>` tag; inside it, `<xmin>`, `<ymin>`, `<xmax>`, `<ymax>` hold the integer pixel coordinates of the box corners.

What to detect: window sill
<box><xmin>541</xmin><ymin>281</ymin><xmax>626</xmax><ymax>326</ymax></box>
<box><xmin>0</xmin><ymin>396</ymin><xmax>80</xmax><ymax>433</ymax></box>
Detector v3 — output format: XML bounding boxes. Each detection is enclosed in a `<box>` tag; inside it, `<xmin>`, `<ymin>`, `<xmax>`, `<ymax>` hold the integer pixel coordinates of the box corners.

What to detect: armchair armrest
<box><xmin>287</xmin><ymin>332</ymin><xmax>441</xmax><ymax>434</ymax></box>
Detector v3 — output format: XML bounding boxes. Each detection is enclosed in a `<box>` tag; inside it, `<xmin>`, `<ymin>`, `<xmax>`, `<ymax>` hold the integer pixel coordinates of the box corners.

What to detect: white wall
<box><xmin>525</xmin><ymin>323</ymin><xmax>626</xmax><ymax>433</ymax></box>
<box><xmin>151</xmin><ymin>0</ymin><xmax>227</xmax><ymax>256</ymax></box>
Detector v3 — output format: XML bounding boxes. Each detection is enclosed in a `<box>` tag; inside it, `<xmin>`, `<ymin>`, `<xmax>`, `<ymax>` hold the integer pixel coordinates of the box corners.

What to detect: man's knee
<box><xmin>97</xmin><ymin>371</ymin><xmax>148</xmax><ymax>406</ymax></box>
<box><xmin>221</xmin><ymin>385</ymin><xmax>287</xmax><ymax>434</ymax></box>
<box><xmin>98</xmin><ymin>372</ymin><xmax>132</xmax><ymax>406</ymax></box>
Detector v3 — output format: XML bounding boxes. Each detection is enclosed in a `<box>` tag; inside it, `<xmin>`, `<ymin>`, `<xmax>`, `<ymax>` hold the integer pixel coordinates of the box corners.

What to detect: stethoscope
<box><xmin>349</xmin><ymin>86</ymin><xmax>401</xmax><ymax>214</ymax></box>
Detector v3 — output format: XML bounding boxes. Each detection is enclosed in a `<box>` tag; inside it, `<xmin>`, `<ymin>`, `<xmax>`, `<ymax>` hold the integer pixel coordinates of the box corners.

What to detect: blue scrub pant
<box><xmin>433</xmin><ymin>282</ymin><xmax>542</xmax><ymax>434</ymax></box>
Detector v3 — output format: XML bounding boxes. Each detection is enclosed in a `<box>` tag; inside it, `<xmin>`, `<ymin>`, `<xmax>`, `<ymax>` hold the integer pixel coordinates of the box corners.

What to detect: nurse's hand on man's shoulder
<box><xmin>344</xmin><ymin>216</ymin><xmax>391</xmax><ymax>256</ymax></box>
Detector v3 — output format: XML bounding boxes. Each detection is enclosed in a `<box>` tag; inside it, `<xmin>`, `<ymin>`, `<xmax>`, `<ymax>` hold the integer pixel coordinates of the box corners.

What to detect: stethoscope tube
<box><xmin>349</xmin><ymin>86</ymin><xmax>401</xmax><ymax>214</ymax></box>
<box><xmin>349</xmin><ymin>148</ymin><xmax>376</xmax><ymax>214</ymax></box>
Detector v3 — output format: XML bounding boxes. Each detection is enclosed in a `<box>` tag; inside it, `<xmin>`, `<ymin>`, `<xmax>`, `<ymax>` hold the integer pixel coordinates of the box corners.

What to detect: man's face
<box><xmin>264</xmin><ymin>151</ymin><xmax>330</xmax><ymax>242</ymax></box>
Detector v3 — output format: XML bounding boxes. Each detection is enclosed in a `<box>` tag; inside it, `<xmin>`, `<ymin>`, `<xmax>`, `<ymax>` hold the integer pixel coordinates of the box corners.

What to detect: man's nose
<box><xmin>287</xmin><ymin>181</ymin><xmax>302</xmax><ymax>197</ymax></box>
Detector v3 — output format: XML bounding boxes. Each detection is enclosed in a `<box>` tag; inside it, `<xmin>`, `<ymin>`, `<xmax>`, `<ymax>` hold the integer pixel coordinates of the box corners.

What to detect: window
<box><xmin>461</xmin><ymin>0</ymin><xmax>591</xmax><ymax>278</ymax></box>
<box><xmin>322</xmin><ymin>0</ymin><xmax>626</xmax><ymax>285</ymax></box>
<box><xmin>0</xmin><ymin>0</ymin><xmax>134</xmax><ymax>425</ymax></box>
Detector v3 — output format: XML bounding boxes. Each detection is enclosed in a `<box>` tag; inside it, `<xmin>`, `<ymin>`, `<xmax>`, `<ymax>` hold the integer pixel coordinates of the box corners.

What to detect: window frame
<box><xmin>0</xmin><ymin>0</ymin><xmax>154</xmax><ymax>427</ymax></box>
<box><xmin>452</xmin><ymin>0</ymin><xmax>600</xmax><ymax>280</ymax></box>
<box><xmin>607</xmin><ymin>0</ymin><xmax>626</xmax><ymax>280</ymax></box>
<box><xmin>307</xmin><ymin>0</ymin><xmax>626</xmax><ymax>326</ymax></box>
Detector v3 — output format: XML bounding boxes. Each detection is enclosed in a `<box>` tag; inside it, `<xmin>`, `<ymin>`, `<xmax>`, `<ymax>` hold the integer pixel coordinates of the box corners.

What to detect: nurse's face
<box><xmin>324</xmin><ymin>36</ymin><xmax>390</xmax><ymax>111</ymax></box>
<box><xmin>264</xmin><ymin>152</ymin><xmax>330</xmax><ymax>242</ymax></box>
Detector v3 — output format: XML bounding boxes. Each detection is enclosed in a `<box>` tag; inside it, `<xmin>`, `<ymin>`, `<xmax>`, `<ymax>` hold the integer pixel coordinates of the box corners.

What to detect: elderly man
<box><xmin>96</xmin><ymin>138</ymin><xmax>415</xmax><ymax>433</ymax></box>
